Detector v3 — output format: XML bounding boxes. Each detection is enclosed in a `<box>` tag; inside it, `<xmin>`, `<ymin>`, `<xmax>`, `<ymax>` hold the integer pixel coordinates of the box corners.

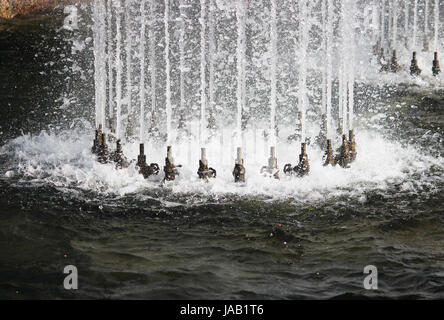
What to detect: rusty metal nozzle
<box><xmin>337</xmin><ymin>118</ymin><xmax>343</xmax><ymax>136</ymax></box>
<box><xmin>323</xmin><ymin>139</ymin><xmax>335</xmax><ymax>166</ymax></box>
<box><xmin>92</xmin><ymin>124</ymin><xmax>104</xmax><ymax>155</ymax></box>
<box><xmin>137</xmin><ymin>143</ymin><xmax>159</xmax><ymax>178</ymax></box>
<box><xmin>233</xmin><ymin>147</ymin><xmax>245</xmax><ymax>183</ymax></box>
<box><xmin>108</xmin><ymin>119</ymin><xmax>115</xmax><ymax>134</ymax></box>
<box><xmin>349</xmin><ymin>130</ymin><xmax>357</xmax><ymax>162</ymax></box>
<box><xmin>283</xmin><ymin>143</ymin><xmax>309</xmax><ymax>177</ymax></box>
<box><xmin>261</xmin><ymin>146</ymin><xmax>279</xmax><ymax>179</ymax></box>
<box><xmin>410</xmin><ymin>51</ymin><xmax>422</xmax><ymax>76</ymax></box>
<box><xmin>164</xmin><ymin>146</ymin><xmax>178</xmax><ymax>181</ymax></box>
<box><xmin>97</xmin><ymin>133</ymin><xmax>110</xmax><ymax>164</ymax></box>
<box><xmin>197</xmin><ymin>148</ymin><xmax>217</xmax><ymax>180</ymax></box>
<box><xmin>335</xmin><ymin>134</ymin><xmax>351</xmax><ymax>168</ymax></box>
<box><xmin>111</xmin><ymin>139</ymin><xmax>129</xmax><ymax>169</ymax></box>
<box><xmin>296</xmin><ymin>143</ymin><xmax>310</xmax><ymax>177</ymax></box>
<box><xmin>390</xmin><ymin>50</ymin><xmax>401</xmax><ymax>73</ymax></box>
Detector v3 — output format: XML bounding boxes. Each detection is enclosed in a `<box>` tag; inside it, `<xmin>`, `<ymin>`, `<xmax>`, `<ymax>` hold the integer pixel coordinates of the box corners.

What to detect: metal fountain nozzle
<box><xmin>335</xmin><ymin>134</ymin><xmax>351</xmax><ymax>168</ymax></box>
<box><xmin>283</xmin><ymin>143</ymin><xmax>310</xmax><ymax>177</ymax></box>
<box><xmin>233</xmin><ymin>147</ymin><xmax>245</xmax><ymax>183</ymax></box>
<box><xmin>348</xmin><ymin>130</ymin><xmax>357</xmax><ymax>162</ymax></box>
<box><xmin>389</xmin><ymin>50</ymin><xmax>401</xmax><ymax>73</ymax></box>
<box><xmin>432</xmin><ymin>51</ymin><xmax>441</xmax><ymax>76</ymax></box>
<box><xmin>92</xmin><ymin>123</ymin><xmax>103</xmax><ymax>155</ymax></box>
<box><xmin>410</xmin><ymin>51</ymin><xmax>422</xmax><ymax>76</ymax></box>
<box><xmin>137</xmin><ymin>143</ymin><xmax>160</xmax><ymax>178</ymax></box>
<box><xmin>111</xmin><ymin>139</ymin><xmax>129</xmax><ymax>169</ymax></box>
<box><xmin>323</xmin><ymin>139</ymin><xmax>335</xmax><ymax>166</ymax></box>
<box><xmin>164</xmin><ymin>146</ymin><xmax>179</xmax><ymax>181</ymax></box>
<box><xmin>197</xmin><ymin>147</ymin><xmax>216</xmax><ymax>180</ymax></box>
<box><xmin>261</xmin><ymin>146</ymin><xmax>279</xmax><ymax>179</ymax></box>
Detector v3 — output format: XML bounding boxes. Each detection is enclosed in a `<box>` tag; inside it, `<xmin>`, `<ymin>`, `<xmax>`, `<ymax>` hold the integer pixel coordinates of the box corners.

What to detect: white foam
<box><xmin>1</xmin><ymin>126</ymin><xmax>442</xmax><ymax>203</ymax></box>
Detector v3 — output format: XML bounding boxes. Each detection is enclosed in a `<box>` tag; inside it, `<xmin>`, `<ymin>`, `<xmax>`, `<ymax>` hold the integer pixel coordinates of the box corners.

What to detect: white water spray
<box><xmin>139</xmin><ymin>0</ymin><xmax>146</xmax><ymax>141</ymax></box>
<box><xmin>164</xmin><ymin>0</ymin><xmax>172</xmax><ymax>144</ymax></box>
<box><xmin>269</xmin><ymin>0</ymin><xmax>277</xmax><ymax>145</ymax></box>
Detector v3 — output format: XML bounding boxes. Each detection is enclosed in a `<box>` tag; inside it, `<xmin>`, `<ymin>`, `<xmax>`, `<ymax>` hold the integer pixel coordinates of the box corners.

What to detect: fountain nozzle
<box><xmin>433</xmin><ymin>52</ymin><xmax>441</xmax><ymax>76</ymax></box>
<box><xmin>283</xmin><ymin>143</ymin><xmax>310</xmax><ymax>177</ymax></box>
<box><xmin>410</xmin><ymin>52</ymin><xmax>422</xmax><ymax>76</ymax></box>
<box><xmin>335</xmin><ymin>134</ymin><xmax>351</xmax><ymax>168</ymax></box>
<box><xmin>233</xmin><ymin>147</ymin><xmax>245</xmax><ymax>183</ymax></box>
<box><xmin>110</xmin><ymin>139</ymin><xmax>129</xmax><ymax>169</ymax></box>
<box><xmin>136</xmin><ymin>143</ymin><xmax>160</xmax><ymax>178</ymax></box>
<box><xmin>390</xmin><ymin>50</ymin><xmax>401</xmax><ymax>73</ymax></box>
<box><xmin>349</xmin><ymin>130</ymin><xmax>357</xmax><ymax>162</ymax></box>
<box><xmin>323</xmin><ymin>139</ymin><xmax>335</xmax><ymax>166</ymax></box>
<box><xmin>197</xmin><ymin>147</ymin><xmax>217</xmax><ymax>180</ymax></box>
<box><xmin>261</xmin><ymin>146</ymin><xmax>279</xmax><ymax>179</ymax></box>
<box><xmin>164</xmin><ymin>146</ymin><xmax>179</xmax><ymax>181</ymax></box>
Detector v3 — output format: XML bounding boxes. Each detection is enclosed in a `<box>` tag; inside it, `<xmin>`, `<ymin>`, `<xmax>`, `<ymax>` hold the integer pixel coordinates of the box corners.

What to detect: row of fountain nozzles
<box><xmin>378</xmin><ymin>49</ymin><xmax>440</xmax><ymax>76</ymax></box>
<box><xmin>92</xmin><ymin>125</ymin><xmax>357</xmax><ymax>183</ymax></box>
<box><xmin>92</xmin><ymin>124</ymin><xmax>129</xmax><ymax>168</ymax></box>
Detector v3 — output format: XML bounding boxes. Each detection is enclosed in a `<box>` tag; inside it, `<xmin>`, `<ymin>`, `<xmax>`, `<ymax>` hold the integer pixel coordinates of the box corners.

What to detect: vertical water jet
<box><xmin>164</xmin><ymin>0</ymin><xmax>172</xmax><ymax>144</ymax></box>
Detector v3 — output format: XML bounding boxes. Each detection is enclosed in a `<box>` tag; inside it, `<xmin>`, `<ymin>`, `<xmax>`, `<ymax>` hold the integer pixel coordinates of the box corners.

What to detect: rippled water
<box><xmin>1</xmin><ymin>14</ymin><xmax>444</xmax><ymax>300</ymax></box>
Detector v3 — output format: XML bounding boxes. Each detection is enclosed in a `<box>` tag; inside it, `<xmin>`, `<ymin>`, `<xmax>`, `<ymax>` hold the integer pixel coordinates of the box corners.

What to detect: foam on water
<box><xmin>1</xmin><ymin>125</ymin><xmax>442</xmax><ymax>204</ymax></box>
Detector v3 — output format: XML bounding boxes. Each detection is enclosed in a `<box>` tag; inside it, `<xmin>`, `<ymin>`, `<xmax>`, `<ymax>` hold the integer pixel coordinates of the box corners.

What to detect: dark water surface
<box><xmin>0</xmin><ymin>14</ymin><xmax>443</xmax><ymax>300</ymax></box>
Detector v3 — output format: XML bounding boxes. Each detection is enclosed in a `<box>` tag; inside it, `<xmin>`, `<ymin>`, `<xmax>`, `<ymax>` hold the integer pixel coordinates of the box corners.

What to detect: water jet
<box><xmin>164</xmin><ymin>146</ymin><xmax>180</xmax><ymax>181</ymax></box>
<box><xmin>335</xmin><ymin>134</ymin><xmax>351</xmax><ymax>168</ymax></box>
<box><xmin>410</xmin><ymin>52</ymin><xmax>422</xmax><ymax>76</ymax></box>
<box><xmin>432</xmin><ymin>52</ymin><xmax>440</xmax><ymax>76</ymax></box>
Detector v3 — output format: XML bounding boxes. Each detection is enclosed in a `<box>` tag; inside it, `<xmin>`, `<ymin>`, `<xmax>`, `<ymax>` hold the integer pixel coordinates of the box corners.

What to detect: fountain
<box><xmin>87</xmin><ymin>0</ymin><xmax>443</xmax><ymax>185</ymax></box>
